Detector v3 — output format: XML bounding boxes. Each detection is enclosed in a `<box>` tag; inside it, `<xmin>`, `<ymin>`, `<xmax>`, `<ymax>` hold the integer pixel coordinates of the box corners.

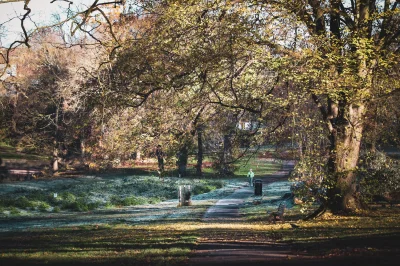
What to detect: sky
<box><xmin>0</xmin><ymin>0</ymin><xmax>105</xmax><ymax>46</ymax></box>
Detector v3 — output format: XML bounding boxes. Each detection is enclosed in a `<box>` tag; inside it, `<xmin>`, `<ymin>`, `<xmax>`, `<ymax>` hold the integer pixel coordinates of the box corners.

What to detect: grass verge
<box><xmin>1</xmin><ymin>207</ymin><xmax>400</xmax><ymax>265</ymax></box>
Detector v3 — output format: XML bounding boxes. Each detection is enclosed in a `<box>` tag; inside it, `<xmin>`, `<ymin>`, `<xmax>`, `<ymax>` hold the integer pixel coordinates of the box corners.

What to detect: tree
<box><xmin>133</xmin><ymin>0</ymin><xmax>400</xmax><ymax>213</ymax></box>
<box><xmin>1</xmin><ymin>0</ymin><xmax>399</xmax><ymax>213</ymax></box>
<box><xmin>0</xmin><ymin>0</ymin><xmax>127</xmax><ymax>77</ymax></box>
<box><xmin>276</xmin><ymin>0</ymin><xmax>400</xmax><ymax>213</ymax></box>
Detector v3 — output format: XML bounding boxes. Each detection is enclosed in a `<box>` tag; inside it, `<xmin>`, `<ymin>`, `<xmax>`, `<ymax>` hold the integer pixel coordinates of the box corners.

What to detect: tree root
<box><xmin>304</xmin><ymin>204</ymin><xmax>326</xmax><ymax>221</ymax></box>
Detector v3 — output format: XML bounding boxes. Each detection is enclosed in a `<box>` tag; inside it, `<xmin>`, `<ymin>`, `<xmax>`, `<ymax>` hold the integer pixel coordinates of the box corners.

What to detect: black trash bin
<box><xmin>254</xmin><ymin>179</ymin><xmax>262</xmax><ymax>196</ymax></box>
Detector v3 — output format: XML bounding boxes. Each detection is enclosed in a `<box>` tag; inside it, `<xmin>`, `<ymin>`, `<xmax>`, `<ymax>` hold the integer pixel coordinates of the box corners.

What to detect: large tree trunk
<box><xmin>327</xmin><ymin>103</ymin><xmax>365</xmax><ymax>212</ymax></box>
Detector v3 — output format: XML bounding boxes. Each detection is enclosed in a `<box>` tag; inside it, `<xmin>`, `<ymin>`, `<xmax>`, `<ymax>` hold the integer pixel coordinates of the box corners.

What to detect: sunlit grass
<box><xmin>1</xmin><ymin>207</ymin><xmax>400</xmax><ymax>265</ymax></box>
<box><xmin>0</xmin><ymin>144</ymin><xmax>49</xmax><ymax>160</ymax></box>
<box><xmin>234</xmin><ymin>155</ymin><xmax>282</xmax><ymax>177</ymax></box>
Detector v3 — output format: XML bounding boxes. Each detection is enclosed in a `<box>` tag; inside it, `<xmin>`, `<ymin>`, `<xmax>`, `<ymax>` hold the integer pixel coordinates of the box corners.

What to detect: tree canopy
<box><xmin>1</xmin><ymin>0</ymin><xmax>399</xmax><ymax>214</ymax></box>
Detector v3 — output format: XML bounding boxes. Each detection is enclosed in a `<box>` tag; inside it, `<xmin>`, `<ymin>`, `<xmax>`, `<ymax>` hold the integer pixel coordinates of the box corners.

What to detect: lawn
<box><xmin>1</xmin><ymin>207</ymin><xmax>399</xmax><ymax>265</ymax></box>
<box><xmin>1</xmin><ymin>149</ymin><xmax>398</xmax><ymax>265</ymax></box>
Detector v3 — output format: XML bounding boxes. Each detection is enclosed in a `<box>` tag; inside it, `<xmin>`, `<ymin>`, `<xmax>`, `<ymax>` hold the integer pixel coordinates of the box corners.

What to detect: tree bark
<box><xmin>53</xmin><ymin>144</ymin><xmax>59</xmax><ymax>172</ymax></box>
<box><xmin>327</xmin><ymin>103</ymin><xmax>365</xmax><ymax>212</ymax></box>
<box><xmin>196</xmin><ymin>128</ymin><xmax>203</xmax><ymax>176</ymax></box>
<box><xmin>222</xmin><ymin>133</ymin><xmax>234</xmax><ymax>175</ymax></box>
<box><xmin>177</xmin><ymin>145</ymin><xmax>188</xmax><ymax>177</ymax></box>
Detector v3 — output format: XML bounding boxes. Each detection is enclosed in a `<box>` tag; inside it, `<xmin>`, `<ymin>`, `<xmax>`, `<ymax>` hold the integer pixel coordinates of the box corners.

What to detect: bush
<box><xmin>289</xmin><ymin>154</ymin><xmax>327</xmax><ymax>210</ymax></box>
<box><xmin>28</xmin><ymin>191</ymin><xmax>48</xmax><ymax>202</ymax></box>
<box><xmin>60</xmin><ymin>192</ymin><xmax>77</xmax><ymax>210</ymax></box>
<box><xmin>38</xmin><ymin>202</ymin><xmax>50</xmax><ymax>212</ymax></box>
<box><xmin>110</xmin><ymin>195</ymin><xmax>147</xmax><ymax>206</ymax></box>
<box><xmin>191</xmin><ymin>180</ymin><xmax>225</xmax><ymax>195</ymax></box>
<box><xmin>123</xmin><ymin>196</ymin><xmax>147</xmax><ymax>206</ymax></box>
<box><xmin>9</xmin><ymin>207</ymin><xmax>20</xmax><ymax>215</ymax></box>
<box><xmin>192</xmin><ymin>184</ymin><xmax>216</xmax><ymax>195</ymax></box>
<box><xmin>15</xmin><ymin>196</ymin><xmax>36</xmax><ymax>209</ymax></box>
<box><xmin>104</xmin><ymin>202</ymin><xmax>114</xmax><ymax>209</ymax></box>
<box><xmin>358</xmin><ymin>151</ymin><xmax>400</xmax><ymax>203</ymax></box>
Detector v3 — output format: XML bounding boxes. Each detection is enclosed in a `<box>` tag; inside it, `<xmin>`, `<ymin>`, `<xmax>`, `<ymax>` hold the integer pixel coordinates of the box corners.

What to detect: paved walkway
<box><xmin>203</xmin><ymin>160</ymin><xmax>295</xmax><ymax>222</ymax></box>
<box><xmin>189</xmin><ymin>161</ymin><xmax>296</xmax><ymax>265</ymax></box>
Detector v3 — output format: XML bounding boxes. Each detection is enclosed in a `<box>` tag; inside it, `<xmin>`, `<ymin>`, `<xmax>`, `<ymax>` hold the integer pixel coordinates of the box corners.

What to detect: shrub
<box><xmin>148</xmin><ymin>197</ymin><xmax>161</xmax><ymax>204</ymax></box>
<box><xmin>15</xmin><ymin>196</ymin><xmax>36</xmax><ymax>209</ymax></box>
<box><xmin>38</xmin><ymin>202</ymin><xmax>50</xmax><ymax>212</ymax></box>
<box><xmin>9</xmin><ymin>207</ymin><xmax>20</xmax><ymax>215</ymax></box>
<box><xmin>123</xmin><ymin>196</ymin><xmax>147</xmax><ymax>206</ymax></box>
<box><xmin>358</xmin><ymin>151</ymin><xmax>400</xmax><ymax>203</ymax></box>
<box><xmin>28</xmin><ymin>191</ymin><xmax>48</xmax><ymax>201</ymax></box>
<box><xmin>60</xmin><ymin>192</ymin><xmax>77</xmax><ymax>210</ymax></box>
<box><xmin>69</xmin><ymin>200</ymin><xmax>88</xmax><ymax>212</ymax></box>
<box><xmin>104</xmin><ymin>202</ymin><xmax>114</xmax><ymax>209</ymax></box>
<box><xmin>192</xmin><ymin>184</ymin><xmax>216</xmax><ymax>195</ymax></box>
<box><xmin>110</xmin><ymin>195</ymin><xmax>147</xmax><ymax>206</ymax></box>
<box><xmin>190</xmin><ymin>180</ymin><xmax>225</xmax><ymax>195</ymax></box>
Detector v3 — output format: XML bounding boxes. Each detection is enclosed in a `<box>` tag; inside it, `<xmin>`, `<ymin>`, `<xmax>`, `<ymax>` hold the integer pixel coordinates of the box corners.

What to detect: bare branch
<box><xmin>0</xmin><ymin>0</ymin><xmax>24</xmax><ymax>4</ymax></box>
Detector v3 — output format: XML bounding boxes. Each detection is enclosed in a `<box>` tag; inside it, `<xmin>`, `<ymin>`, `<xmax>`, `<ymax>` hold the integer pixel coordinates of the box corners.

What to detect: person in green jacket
<box><xmin>247</xmin><ymin>169</ymin><xmax>255</xmax><ymax>187</ymax></box>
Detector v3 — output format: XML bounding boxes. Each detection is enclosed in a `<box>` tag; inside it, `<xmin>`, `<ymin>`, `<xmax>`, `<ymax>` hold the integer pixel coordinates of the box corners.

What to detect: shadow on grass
<box><xmin>0</xmin><ymin>225</ymin><xmax>195</xmax><ymax>266</ymax></box>
<box><xmin>1</xmin><ymin>220</ymin><xmax>400</xmax><ymax>266</ymax></box>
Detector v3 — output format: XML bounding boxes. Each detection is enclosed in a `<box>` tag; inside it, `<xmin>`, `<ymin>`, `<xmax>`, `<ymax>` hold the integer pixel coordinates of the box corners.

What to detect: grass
<box><xmin>182</xmin><ymin>152</ymin><xmax>282</xmax><ymax>178</ymax></box>
<box><xmin>1</xmin><ymin>148</ymin><xmax>279</xmax><ymax>216</ymax></box>
<box><xmin>234</xmin><ymin>155</ymin><xmax>282</xmax><ymax>177</ymax></box>
<box><xmin>0</xmin><ymin>223</ymin><xmax>197</xmax><ymax>266</ymax></box>
<box><xmin>0</xmin><ymin>207</ymin><xmax>399</xmax><ymax>265</ymax></box>
<box><xmin>0</xmin><ymin>175</ymin><xmax>228</xmax><ymax>215</ymax></box>
<box><xmin>1</xmin><ymin>147</ymin><xmax>399</xmax><ymax>264</ymax></box>
<box><xmin>0</xmin><ymin>144</ymin><xmax>49</xmax><ymax>161</ymax></box>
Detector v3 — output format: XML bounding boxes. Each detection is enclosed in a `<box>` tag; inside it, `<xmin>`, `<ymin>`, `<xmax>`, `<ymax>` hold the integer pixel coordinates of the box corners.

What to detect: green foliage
<box><xmin>192</xmin><ymin>180</ymin><xmax>224</xmax><ymax>195</ymax></box>
<box><xmin>59</xmin><ymin>192</ymin><xmax>77</xmax><ymax>209</ymax></box>
<box><xmin>358</xmin><ymin>151</ymin><xmax>400</xmax><ymax>203</ymax></box>
<box><xmin>110</xmin><ymin>195</ymin><xmax>147</xmax><ymax>206</ymax></box>
<box><xmin>192</xmin><ymin>184</ymin><xmax>216</xmax><ymax>195</ymax></box>
<box><xmin>66</xmin><ymin>199</ymin><xmax>99</xmax><ymax>212</ymax></box>
<box><xmin>15</xmin><ymin>196</ymin><xmax>36</xmax><ymax>209</ymax></box>
<box><xmin>290</xmin><ymin>152</ymin><xmax>328</xmax><ymax>211</ymax></box>
<box><xmin>27</xmin><ymin>191</ymin><xmax>49</xmax><ymax>202</ymax></box>
<box><xmin>57</xmin><ymin>192</ymin><xmax>100</xmax><ymax>211</ymax></box>
<box><xmin>0</xmin><ymin>174</ymin><xmax>229</xmax><ymax>215</ymax></box>
<box><xmin>38</xmin><ymin>202</ymin><xmax>50</xmax><ymax>212</ymax></box>
<box><xmin>9</xmin><ymin>207</ymin><xmax>20</xmax><ymax>215</ymax></box>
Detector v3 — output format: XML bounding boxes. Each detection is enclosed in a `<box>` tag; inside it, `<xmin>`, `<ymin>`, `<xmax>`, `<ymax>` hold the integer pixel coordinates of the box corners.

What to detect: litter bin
<box><xmin>178</xmin><ymin>185</ymin><xmax>192</xmax><ymax>206</ymax></box>
<box><xmin>254</xmin><ymin>179</ymin><xmax>262</xmax><ymax>196</ymax></box>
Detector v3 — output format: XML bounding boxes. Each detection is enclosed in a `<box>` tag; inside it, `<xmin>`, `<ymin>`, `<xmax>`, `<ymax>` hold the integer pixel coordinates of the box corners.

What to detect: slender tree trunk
<box><xmin>136</xmin><ymin>149</ymin><xmax>141</xmax><ymax>161</ymax></box>
<box><xmin>52</xmin><ymin>105</ymin><xmax>60</xmax><ymax>173</ymax></box>
<box><xmin>80</xmin><ymin>139</ymin><xmax>86</xmax><ymax>158</ymax></box>
<box><xmin>53</xmin><ymin>145</ymin><xmax>59</xmax><ymax>172</ymax></box>
<box><xmin>196</xmin><ymin>128</ymin><xmax>203</xmax><ymax>176</ymax></box>
<box><xmin>177</xmin><ymin>145</ymin><xmax>188</xmax><ymax>177</ymax></box>
<box><xmin>222</xmin><ymin>134</ymin><xmax>233</xmax><ymax>175</ymax></box>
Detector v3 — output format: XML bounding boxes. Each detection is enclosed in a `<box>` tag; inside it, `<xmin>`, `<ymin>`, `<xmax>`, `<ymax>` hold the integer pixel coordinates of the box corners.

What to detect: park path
<box><xmin>203</xmin><ymin>160</ymin><xmax>295</xmax><ymax>222</ymax></box>
<box><xmin>189</xmin><ymin>160</ymin><xmax>297</xmax><ymax>266</ymax></box>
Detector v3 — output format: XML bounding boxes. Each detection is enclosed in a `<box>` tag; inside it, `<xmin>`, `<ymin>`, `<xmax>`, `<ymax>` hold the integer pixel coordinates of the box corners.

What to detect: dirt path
<box><xmin>189</xmin><ymin>161</ymin><xmax>298</xmax><ymax>265</ymax></box>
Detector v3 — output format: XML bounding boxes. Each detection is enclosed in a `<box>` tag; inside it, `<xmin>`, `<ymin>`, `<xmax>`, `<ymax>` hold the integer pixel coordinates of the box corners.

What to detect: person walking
<box><xmin>247</xmin><ymin>168</ymin><xmax>255</xmax><ymax>186</ymax></box>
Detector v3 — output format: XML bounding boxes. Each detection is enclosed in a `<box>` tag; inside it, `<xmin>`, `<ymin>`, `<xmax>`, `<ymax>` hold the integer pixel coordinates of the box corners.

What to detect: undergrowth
<box><xmin>0</xmin><ymin>176</ymin><xmax>226</xmax><ymax>215</ymax></box>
